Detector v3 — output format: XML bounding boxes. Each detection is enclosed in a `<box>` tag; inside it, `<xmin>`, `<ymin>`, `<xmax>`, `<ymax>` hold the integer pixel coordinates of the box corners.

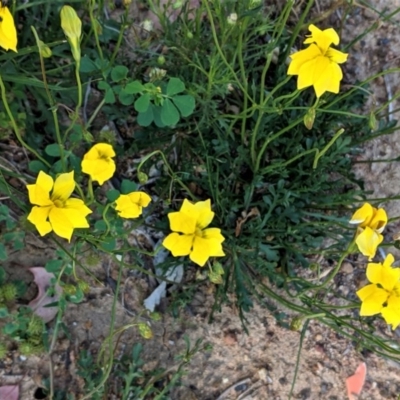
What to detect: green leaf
<box><xmin>166</xmin><ymin>77</ymin><xmax>185</xmax><ymax>96</ymax></box>
<box><xmin>121</xmin><ymin>179</ymin><xmax>138</xmax><ymax>194</ymax></box>
<box><xmin>172</xmin><ymin>95</ymin><xmax>195</xmax><ymax>117</ymax></box>
<box><xmin>29</xmin><ymin>160</ymin><xmax>48</xmax><ymax>174</ymax></box>
<box><xmin>137</xmin><ymin>106</ymin><xmax>154</xmax><ymax>127</ymax></box>
<box><xmin>106</xmin><ymin>189</ymin><xmax>120</xmax><ymax>202</ymax></box>
<box><xmin>101</xmin><ymin>238</ymin><xmax>116</xmax><ymax>252</ymax></box>
<box><xmin>0</xmin><ymin>307</ymin><xmax>9</xmax><ymax>318</ymax></box>
<box><xmin>0</xmin><ymin>243</ymin><xmax>6</xmax><ymax>261</ymax></box>
<box><xmin>80</xmin><ymin>56</ymin><xmax>97</xmax><ymax>73</ymax></box>
<box><xmin>111</xmin><ymin>65</ymin><xmax>129</xmax><ymax>82</ymax></box>
<box><xmin>45</xmin><ymin>144</ymin><xmax>62</xmax><ymax>157</ymax></box>
<box><xmin>118</xmin><ymin>88</ymin><xmax>134</xmax><ymax>106</ymax></box>
<box><xmin>153</xmin><ymin>105</ymin><xmax>165</xmax><ymax>127</ymax></box>
<box><xmin>67</xmin><ymin>287</ymin><xmax>84</xmax><ymax>304</ymax></box>
<box><xmin>161</xmin><ymin>98</ymin><xmax>180</xmax><ymax>126</ymax></box>
<box><xmin>98</xmin><ymin>81</ymin><xmax>116</xmax><ymax>104</ymax></box>
<box><xmin>94</xmin><ymin>220</ymin><xmax>107</xmax><ymax>232</ymax></box>
<box><xmin>134</xmin><ymin>93</ymin><xmax>151</xmax><ymax>113</ymax></box>
<box><xmin>45</xmin><ymin>259</ymin><xmax>63</xmax><ymax>273</ymax></box>
<box><xmin>124</xmin><ymin>80</ymin><xmax>144</xmax><ymax>94</ymax></box>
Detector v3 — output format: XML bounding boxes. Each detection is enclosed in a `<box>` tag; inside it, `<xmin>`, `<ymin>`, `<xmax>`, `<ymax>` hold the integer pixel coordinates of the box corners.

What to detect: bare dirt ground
<box><xmin>3</xmin><ymin>1</ymin><xmax>400</xmax><ymax>399</ymax></box>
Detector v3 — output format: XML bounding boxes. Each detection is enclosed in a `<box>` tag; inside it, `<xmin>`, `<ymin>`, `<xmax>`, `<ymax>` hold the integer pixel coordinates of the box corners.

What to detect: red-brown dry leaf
<box><xmin>28</xmin><ymin>267</ymin><xmax>63</xmax><ymax>323</ymax></box>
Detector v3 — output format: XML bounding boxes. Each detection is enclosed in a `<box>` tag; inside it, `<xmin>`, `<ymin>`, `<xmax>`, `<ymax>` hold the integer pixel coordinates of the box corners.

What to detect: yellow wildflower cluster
<box><xmin>27</xmin><ymin>143</ymin><xmax>152</xmax><ymax>242</ymax></box>
<box><xmin>27</xmin><ymin>144</ymin><xmax>225</xmax><ymax>267</ymax></box>
<box><xmin>349</xmin><ymin>203</ymin><xmax>400</xmax><ymax>330</ymax></box>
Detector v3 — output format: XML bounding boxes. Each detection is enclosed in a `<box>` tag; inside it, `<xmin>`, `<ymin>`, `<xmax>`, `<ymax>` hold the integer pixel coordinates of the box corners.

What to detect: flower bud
<box><xmin>304</xmin><ymin>107</ymin><xmax>316</xmax><ymax>130</ymax></box>
<box><xmin>60</xmin><ymin>5</ymin><xmax>82</xmax><ymax>64</ymax></box>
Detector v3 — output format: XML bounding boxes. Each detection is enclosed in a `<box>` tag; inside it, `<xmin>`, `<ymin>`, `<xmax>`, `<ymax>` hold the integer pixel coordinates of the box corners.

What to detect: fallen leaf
<box><xmin>143</xmin><ymin>246</ymin><xmax>183</xmax><ymax>312</ymax></box>
<box><xmin>235</xmin><ymin>207</ymin><xmax>260</xmax><ymax>237</ymax></box>
<box><xmin>346</xmin><ymin>362</ymin><xmax>366</xmax><ymax>400</ymax></box>
<box><xmin>28</xmin><ymin>267</ymin><xmax>63</xmax><ymax>323</ymax></box>
<box><xmin>0</xmin><ymin>385</ymin><xmax>19</xmax><ymax>400</ymax></box>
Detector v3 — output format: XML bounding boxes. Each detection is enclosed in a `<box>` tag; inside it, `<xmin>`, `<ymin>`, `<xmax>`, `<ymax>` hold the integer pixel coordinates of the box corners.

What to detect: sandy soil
<box><xmin>3</xmin><ymin>1</ymin><xmax>400</xmax><ymax>399</ymax></box>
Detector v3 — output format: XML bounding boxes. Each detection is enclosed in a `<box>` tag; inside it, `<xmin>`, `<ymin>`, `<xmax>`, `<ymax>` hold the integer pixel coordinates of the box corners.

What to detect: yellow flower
<box><xmin>0</xmin><ymin>2</ymin><xmax>17</xmax><ymax>52</ymax></box>
<box><xmin>162</xmin><ymin>199</ymin><xmax>225</xmax><ymax>267</ymax></box>
<box><xmin>349</xmin><ymin>203</ymin><xmax>387</xmax><ymax>260</ymax></box>
<box><xmin>287</xmin><ymin>24</ymin><xmax>348</xmax><ymax>98</ymax></box>
<box><xmin>115</xmin><ymin>192</ymin><xmax>151</xmax><ymax>218</ymax></box>
<box><xmin>357</xmin><ymin>254</ymin><xmax>400</xmax><ymax>329</ymax></box>
<box><xmin>60</xmin><ymin>5</ymin><xmax>81</xmax><ymax>63</ymax></box>
<box><xmin>81</xmin><ymin>143</ymin><xmax>116</xmax><ymax>185</ymax></box>
<box><xmin>27</xmin><ymin>171</ymin><xmax>92</xmax><ymax>241</ymax></box>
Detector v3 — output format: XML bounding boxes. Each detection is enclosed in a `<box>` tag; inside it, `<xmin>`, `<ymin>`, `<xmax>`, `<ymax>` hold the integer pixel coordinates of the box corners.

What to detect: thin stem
<box><xmin>31</xmin><ymin>26</ymin><xmax>65</xmax><ymax>171</ymax></box>
<box><xmin>0</xmin><ymin>75</ymin><xmax>50</xmax><ymax>168</ymax></box>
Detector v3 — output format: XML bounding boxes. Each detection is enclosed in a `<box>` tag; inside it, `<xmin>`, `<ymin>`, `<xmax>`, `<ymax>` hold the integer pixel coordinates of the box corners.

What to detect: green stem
<box><xmin>0</xmin><ymin>75</ymin><xmax>50</xmax><ymax>168</ymax></box>
<box><xmin>85</xmin><ymin>98</ymin><xmax>106</xmax><ymax>130</ymax></box>
<box><xmin>203</xmin><ymin>0</ymin><xmax>253</xmax><ymax>103</ymax></box>
<box><xmin>31</xmin><ymin>26</ymin><xmax>65</xmax><ymax>171</ymax></box>
<box><xmin>254</xmin><ymin>116</ymin><xmax>304</xmax><ymax>173</ymax></box>
<box><xmin>88</xmin><ymin>0</ymin><xmax>104</xmax><ymax>61</ymax></box>
<box><xmin>288</xmin><ymin>320</ymin><xmax>309</xmax><ymax>400</ymax></box>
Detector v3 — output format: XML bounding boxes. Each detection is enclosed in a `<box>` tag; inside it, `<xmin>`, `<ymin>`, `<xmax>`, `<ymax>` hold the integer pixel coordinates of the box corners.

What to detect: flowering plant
<box><xmin>287</xmin><ymin>24</ymin><xmax>348</xmax><ymax>97</ymax></box>
<box><xmin>163</xmin><ymin>199</ymin><xmax>225</xmax><ymax>267</ymax></box>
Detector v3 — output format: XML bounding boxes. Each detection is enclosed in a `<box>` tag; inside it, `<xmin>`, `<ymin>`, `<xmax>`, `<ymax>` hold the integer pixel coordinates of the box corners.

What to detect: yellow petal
<box><xmin>81</xmin><ymin>159</ymin><xmax>116</xmax><ymax>185</ymax></box>
<box><xmin>369</xmin><ymin>207</ymin><xmax>387</xmax><ymax>233</ymax></box>
<box><xmin>288</xmin><ymin>44</ymin><xmax>321</xmax><ymax>76</ymax></box>
<box><xmin>349</xmin><ymin>203</ymin><xmax>373</xmax><ymax>225</ymax></box>
<box><xmin>83</xmin><ymin>143</ymin><xmax>116</xmax><ymax>160</ymax></box>
<box><xmin>115</xmin><ymin>194</ymin><xmax>142</xmax><ymax>218</ymax></box>
<box><xmin>64</xmin><ymin>198</ymin><xmax>92</xmax><ymax>217</ymax></box>
<box><xmin>326</xmin><ymin>47</ymin><xmax>348</xmax><ymax>64</ymax></box>
<box><xmin>366</xmin><ymin>254</ymin><xmax>399</xmax><ymax>291</ymax></box>
<box><xmin>313</xmin><ymin>60</ymin><xmax>342</xmax><ymax>97</ymax></box>
<box><xmin>190</xmin><ymin>236</ymin><xmax>212</xmax><ymax>267</ymax></box>
<box><xmin>304</xmin><ymin>25</ymin><xmax>340</xmax><ymax>53</ymax></box>
<box><xmin>0</xmin><ymin>6</ymin><xmax>17</xmax><ymax>52</ymax></box>
<box><xmin>202</xmin><ymin>228</ymin><xmax>226</xmax><ymax>255</ymax></box>
<box><xmin>355</xmin><ymin>227</ymin><xmax>382</xmax><ymax>260</ymax></box>
<box><xmin>52</xmin><ymin>171</ymin><xmax>75</xmax><ymax>202</ymax></box>
<box><xmin>48</xmin><ymin>207</ymin><xmax>74</xmax><ymax>241</ymax></box>
<box><xmin>27</xmin><ymin>171</ymin><xmax>54</xmax><ymax>206</ymax></box>
<box><xmin>356</xmin><ymin>284</ymin><xmax>387</xmax><ymax>316</ymax></box>
<box><xmin>168</xmin><ymin>210</ymin><xmax>196</xmax><ymax>235</ymax></box>
<box><xmin>383</xmin><ymin>253</ymin><xmax>395</xmax><ymax>268</ymax></box>
<box><xmin>193</xmin><ymin>199</ymin><xmax>214</xmax><ymax>229</ymax></box>
<box><xmin>381</xmin><ymin>294</ymin><xmax>400</xmax><ymax>329</ymax></box>
<box><xmin>128</xmin><ymin>191</ymin><xmax>151</xmax><ymax>208</ymax></box>
<box><xmin>27</xmin><ymin>206</ymin><xmax>52</xmax><ymax>237</ymax></box>
<box><xmin>163</xmin><ymin>232</ymin><xmax>193</xmax><ymax>256</ymax></box>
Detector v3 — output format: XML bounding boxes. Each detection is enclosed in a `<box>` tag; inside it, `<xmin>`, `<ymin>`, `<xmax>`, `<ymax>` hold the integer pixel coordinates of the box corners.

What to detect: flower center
<box><xmin>53</xmin><ymin>199</ymin><xmax>65</xmax><ymax>208</ymax></box>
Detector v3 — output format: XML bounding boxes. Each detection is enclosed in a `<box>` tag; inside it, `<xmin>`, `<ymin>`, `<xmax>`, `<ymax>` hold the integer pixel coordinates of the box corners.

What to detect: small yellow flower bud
<box><xmin>60</xmin><ymin>5</ymin><xmax>82</xmax><ymax>64</ymax></box>
<box><xmin>38</xmin><ymin>40</ymin><xmax>52</xmax><ymax>58</ymax></box>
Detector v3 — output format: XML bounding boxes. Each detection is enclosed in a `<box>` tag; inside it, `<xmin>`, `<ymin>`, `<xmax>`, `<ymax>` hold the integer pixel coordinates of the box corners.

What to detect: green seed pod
<box><xmin>157</xmin><ymin>55</ymin><xmax>166</xmax><ymax>65</ymax></box>
<box><xmin>186</xmin><ymin>31</ymin><xmax>193</xmax><ymax>39</ymax></box>
<box><xmin>19</xmin><ymin>341</ymin><xmax>35</xmax><ymax>356</ymax></box>
<box><xmin>138</xmin><ymin>322</ymin><xmax>153</xmax><ymax>339</ymax></box>
<box><xmin>290</xmin><ymin>316</ymin><xmax>303</xmax><ymax>331</ymax></box>
<box><xmin>2</xmin><ymin>283</ymin><xmax>17</xmax><ymax>302</ymax></box>
<box><xmin>138</xmin><ymin>172</ymin><xmax>148</xmax><ymax>184</ymax></box>
<box><xmin>63</xmin><ymin>284</ymin><xmax>77</xmax><ymax>296</ymax></box>
<box><xmin>77</xmin><ymin>280</ymin><xmax>90</xmax><ymax>294</ymax></box>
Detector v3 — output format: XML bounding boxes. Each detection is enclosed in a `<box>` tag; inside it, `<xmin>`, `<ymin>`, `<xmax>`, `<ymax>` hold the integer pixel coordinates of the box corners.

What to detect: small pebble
<box><xmin>341</xmin><ymin>262</ymin><xmax>354</xmax><ymax>274</ymax></box>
